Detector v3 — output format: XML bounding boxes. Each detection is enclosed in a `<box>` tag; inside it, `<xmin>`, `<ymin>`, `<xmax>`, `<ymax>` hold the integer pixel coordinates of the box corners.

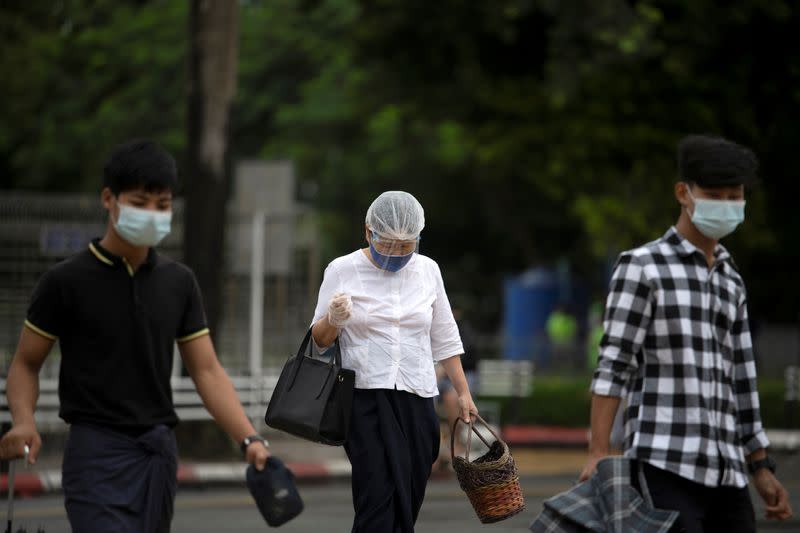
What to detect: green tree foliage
<box><xmin>2</xmin><ymin>0</ymin><xmax>799</xmax><ymax>325</ymax></box>
<box><xmin>0</xmin><ymin>0</ymin><xmax>187</xmax><ymax>191</ymax></box>
<box><xmin>247</xmin><ymin>0</ymin><xmax>800</xmax><ymax>325</ymax></box>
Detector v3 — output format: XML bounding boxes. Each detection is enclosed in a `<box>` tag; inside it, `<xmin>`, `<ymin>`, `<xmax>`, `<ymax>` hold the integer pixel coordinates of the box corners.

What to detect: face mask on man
<box><xmin>685</xmin><ymin>185</ymin><xmax>745</xmax><ymax>240</ymax></box>
<box><xmin>114</xmin><ymin>203</ymin><xmax>172</xmax><ymax>247</ymax></box>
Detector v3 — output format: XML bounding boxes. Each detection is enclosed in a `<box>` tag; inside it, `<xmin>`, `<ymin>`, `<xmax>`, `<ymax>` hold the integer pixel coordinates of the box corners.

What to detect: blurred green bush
<box><xmin>479</xmin><ymin>376</ymin><xmax>799</xmax><ymax>429</ymax></box>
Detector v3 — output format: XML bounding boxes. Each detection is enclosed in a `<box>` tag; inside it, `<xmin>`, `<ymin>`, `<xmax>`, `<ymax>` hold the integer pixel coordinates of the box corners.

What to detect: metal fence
<box><xmin>0</xmin><ymin>192</ymin><xmax>320</xmax><ymax>379</ymax></box>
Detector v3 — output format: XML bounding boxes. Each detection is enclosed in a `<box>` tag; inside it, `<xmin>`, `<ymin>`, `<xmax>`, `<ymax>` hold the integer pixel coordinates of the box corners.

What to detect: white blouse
<box><xmin>312</xmin><ymin>250</ymin><xmax>464</xmax><ymax>397</ymax></box>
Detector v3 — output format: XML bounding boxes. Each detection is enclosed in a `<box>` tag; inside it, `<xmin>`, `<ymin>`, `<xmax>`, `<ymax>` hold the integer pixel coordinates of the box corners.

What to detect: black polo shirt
<box><xmin>25</xmin><ymin>239</ymin><xmax>209</xmax><ymax>431</ymax></box>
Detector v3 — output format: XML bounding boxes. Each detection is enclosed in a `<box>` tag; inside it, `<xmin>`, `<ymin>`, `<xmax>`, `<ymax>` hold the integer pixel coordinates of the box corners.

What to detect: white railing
<box><xmin>0</xmin><ymin>375</ymin><xmax>278</xmax><ymax>429</ymax></box>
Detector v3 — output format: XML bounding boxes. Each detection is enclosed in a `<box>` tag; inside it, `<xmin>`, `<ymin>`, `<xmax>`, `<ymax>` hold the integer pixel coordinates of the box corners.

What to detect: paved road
<box><xmin>5</xmin><ymin>476</ymin><xmax>561</xmax><ymax>532</ymax></box>
<box><xmin>6</xmin><ymin>471</ymin><xmax>800</xmax><ymax>532</ymax></box>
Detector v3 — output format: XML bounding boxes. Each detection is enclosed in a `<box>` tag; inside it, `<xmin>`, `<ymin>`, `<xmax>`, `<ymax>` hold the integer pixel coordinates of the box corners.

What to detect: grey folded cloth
<box><xmin>530</xmin><ymin>457</ymin><xmax>678</xmax><ymax>533</ymax></box>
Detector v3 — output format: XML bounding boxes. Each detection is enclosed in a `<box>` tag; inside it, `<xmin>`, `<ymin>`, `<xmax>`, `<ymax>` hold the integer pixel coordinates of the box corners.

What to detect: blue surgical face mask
<box><xmin>114</xmin><ymin>203</ymin><xmax>172</xmax><ymax>247</ymax></box>
<box><xmin>369</xmin><ymin>242</ymin><xmax>415</xmax><ymax>272</ymax></box>
<box><xmin>686</xmin><ymin>186</ymin><xmax>745</xmax><ymax>240</ymax></box>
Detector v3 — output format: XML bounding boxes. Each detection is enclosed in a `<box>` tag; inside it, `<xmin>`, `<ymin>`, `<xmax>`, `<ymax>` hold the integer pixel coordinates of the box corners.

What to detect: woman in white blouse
<box><xmin>311</xmin><ymin>191</ymin><xmax>477</xmax><ymax>533</ymax></box>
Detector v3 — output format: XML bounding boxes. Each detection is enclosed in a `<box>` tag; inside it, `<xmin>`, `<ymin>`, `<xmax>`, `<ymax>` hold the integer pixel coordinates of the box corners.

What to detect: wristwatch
<box><xmin>240</xmin><ymin>435</ymin><xmax>269</xmax><ymax>455</ymax></box>
<box><xmin>747</xmin><ymin>456</ymin><xmax>776</xmax><ymax>475</ymax></box>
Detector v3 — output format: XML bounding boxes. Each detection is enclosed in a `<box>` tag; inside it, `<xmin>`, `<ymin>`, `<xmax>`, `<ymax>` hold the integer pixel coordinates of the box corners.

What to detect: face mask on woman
<box><xmin>369</xmin><ymin>242</ymin><xmax>415</xmax><ymax>272</ymax></box>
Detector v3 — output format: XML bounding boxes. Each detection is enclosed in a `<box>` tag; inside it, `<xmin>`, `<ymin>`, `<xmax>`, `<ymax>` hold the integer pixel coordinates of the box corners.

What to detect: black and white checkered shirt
<box><xmin>591</xmin><ymin>226</ymin><xmax>769</xmax><ymax>488</ymax></box>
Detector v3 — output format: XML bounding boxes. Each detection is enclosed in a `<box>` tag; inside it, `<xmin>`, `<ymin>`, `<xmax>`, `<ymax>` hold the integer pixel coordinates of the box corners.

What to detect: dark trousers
<box><xmin>63</xmin><ymin>424</ymin><xmax>178</xmax><ymax>533</ymax></box>
<box><xmin>636</xmin><ymin>461</ymin><xmax>756</xmax><ymax>533</ymax></box>
<box><xmin>344</xmin><ymin>388</ymin><xmax>440</xmax><ymax>533</ymax></box>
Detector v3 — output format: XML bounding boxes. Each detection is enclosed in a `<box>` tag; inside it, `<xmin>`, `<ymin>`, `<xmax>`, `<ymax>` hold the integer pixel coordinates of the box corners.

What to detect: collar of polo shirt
<box><xmin>89</xmin><ymin>239</ymin><xmax>158</xmax><ymax>276</ymax></box>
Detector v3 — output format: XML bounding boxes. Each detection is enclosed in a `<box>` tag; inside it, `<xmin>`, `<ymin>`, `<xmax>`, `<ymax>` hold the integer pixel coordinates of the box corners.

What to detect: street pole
<box><xmin>249</xmin><ymin>211</ymin><xmax>265</xmax><ymax>425</ymax></box>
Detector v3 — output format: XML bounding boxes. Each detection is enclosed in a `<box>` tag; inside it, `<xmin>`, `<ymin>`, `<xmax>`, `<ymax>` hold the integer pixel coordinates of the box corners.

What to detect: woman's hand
<box><xmin>457</xmin><ymin>394</ymin><xmax>479</xmax><ymax>424</ymax></box>
<box><xmin>438</xmin><ymin>355</ymin><xmax>476</xmax><ymax>422</ymax></box>
<box><xmin>327</xmin><ymin>292</ymin><xmax>353</xmax><ymax>327</ymax></box>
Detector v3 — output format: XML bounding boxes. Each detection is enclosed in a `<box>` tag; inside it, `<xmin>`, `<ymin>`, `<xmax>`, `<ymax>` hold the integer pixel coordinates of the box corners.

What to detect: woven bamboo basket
<box><xmin>451</xmin><ymin>413</ymin><xmax>525</xmax><ymax>524</ymax></box>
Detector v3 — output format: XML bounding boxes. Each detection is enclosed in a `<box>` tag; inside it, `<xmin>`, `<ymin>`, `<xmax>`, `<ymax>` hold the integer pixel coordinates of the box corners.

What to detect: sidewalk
<box><xmin>2</xmin><ymin>426</ymin><xmax>798</xmax><ymax>497</ymax></box>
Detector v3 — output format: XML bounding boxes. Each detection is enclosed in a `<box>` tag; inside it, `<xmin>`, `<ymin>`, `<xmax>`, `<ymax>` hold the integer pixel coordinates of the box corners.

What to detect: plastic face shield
<box><xmin>368</xmin><ymin>231</ymin><xmax>420</xmax><ymax>272</ymax></box>
<box><xmin>370</xmin><ymin>230</ymin><xmax>420</xmax><ymax>256</ymax></box>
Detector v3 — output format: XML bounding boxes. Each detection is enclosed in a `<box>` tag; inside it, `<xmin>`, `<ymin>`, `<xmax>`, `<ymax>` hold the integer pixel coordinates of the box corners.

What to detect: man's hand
<box><xmin>578</xmin><ymin>451</ymin><xmax>607</xmax><ymax>482</ymax></box>
<box><xmin>581</xmin><ymin>394</ymin><xmax>620</xmax><ymax>482</ymax></box>
<box><xmin>753</xmin><ymin>469</ymin><xmax>793</xmax><ymax>521</ymax></box>
<box><xmin>246</xmin><ymin>440</ymin><xmax>271</xmax><ymax>471</ymax></box>
<box><xmin>0</xmin><ymin>422</ymin><xmax>40</xmax><ymax>464</ymax></box>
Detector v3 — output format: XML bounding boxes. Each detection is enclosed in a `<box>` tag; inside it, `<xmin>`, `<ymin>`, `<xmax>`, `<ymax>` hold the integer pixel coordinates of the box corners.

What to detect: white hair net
<box><xmin>365</xmin><ymin>191</ymin><xmax>425</xmax><ymax>241</ymax></box>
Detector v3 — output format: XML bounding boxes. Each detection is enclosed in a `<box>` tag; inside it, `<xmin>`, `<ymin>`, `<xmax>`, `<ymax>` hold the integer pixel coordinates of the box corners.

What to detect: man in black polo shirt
<box><xmin>0</xmin><ymin>140</ymin><xmax>270</xmax><ymax>532</ymax></box>
<box><xmin>579</xmin><ymin>135</ymin><xmax>792</xmax><ymax>531</ymax></box>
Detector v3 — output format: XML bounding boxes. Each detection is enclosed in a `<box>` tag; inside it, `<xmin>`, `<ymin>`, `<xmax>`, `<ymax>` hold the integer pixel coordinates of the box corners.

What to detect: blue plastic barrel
<box><xmin>503</xmin><ymin>268</ymin><xmax>560</xmax><ymax>364</ymax></box>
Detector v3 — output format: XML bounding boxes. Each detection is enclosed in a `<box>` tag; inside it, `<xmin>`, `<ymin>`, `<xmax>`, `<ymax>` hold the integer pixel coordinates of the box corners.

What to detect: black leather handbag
<box><xmin>264</xmin><ymin>329</ymin><xmax>355</xmax><ymax>446</ymax></box>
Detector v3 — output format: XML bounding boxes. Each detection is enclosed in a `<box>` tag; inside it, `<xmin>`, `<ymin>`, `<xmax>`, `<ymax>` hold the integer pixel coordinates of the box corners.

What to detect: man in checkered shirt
<box><xmin>579</xmin><ymin>135</ymin><xmax>793</xmax><ymax>532</ymax></box>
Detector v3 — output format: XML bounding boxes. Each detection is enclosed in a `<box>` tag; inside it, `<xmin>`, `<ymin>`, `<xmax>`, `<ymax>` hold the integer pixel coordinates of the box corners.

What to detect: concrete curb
<box><xmin>503</xmin><ymin>425</ymin><xmax>589</xmax><ymax>447</ymax></box>
<box><xmin>177</xmin><ymin>458</ymin><xmax>354</xmax><ymax>487</ymax></box>
<box><xmin>2</xmin><ymin>427</ymin><xmax>797</xmax><ymax>498</ymax></box>
<box><xmin>502</xmin><ymin>426</ymin><xmax>800</xmax><ymax>451</ymax></box>
<box><xmin>1</xmin><ymin>458</ymin><xmax>355</xmax><ymax>497</ymax></box>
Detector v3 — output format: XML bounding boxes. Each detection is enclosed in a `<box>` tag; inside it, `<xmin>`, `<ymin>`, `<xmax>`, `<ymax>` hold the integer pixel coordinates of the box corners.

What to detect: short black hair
<box><xmin>103</xmin><ymin>139</ymin><xmax>178</xmax><ymax>195</ymax></box>
<box><xmin>677</xmin><ymin>134</ymin><xmax>759</xmax><ymax>187</ymax></box>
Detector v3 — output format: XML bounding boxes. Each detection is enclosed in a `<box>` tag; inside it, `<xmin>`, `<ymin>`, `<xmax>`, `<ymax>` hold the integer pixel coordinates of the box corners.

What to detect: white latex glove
<box><xmin>327</xmin><ymin>292</ymin><xmax>353</xmax><ymax>328</ymax></box>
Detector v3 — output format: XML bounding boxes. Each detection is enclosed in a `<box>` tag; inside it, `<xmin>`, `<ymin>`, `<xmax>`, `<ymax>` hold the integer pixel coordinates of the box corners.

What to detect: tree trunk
<box><xmin>185</xmin><ymin>0</ymin><xmax>239</xmax><ymax>342</ymax></box>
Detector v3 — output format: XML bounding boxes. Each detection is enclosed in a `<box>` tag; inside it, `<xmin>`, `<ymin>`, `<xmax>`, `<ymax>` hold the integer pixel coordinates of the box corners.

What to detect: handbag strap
<box><xmin>330</xmin><ymin>336</ymin><xmax>342</xmax><ymax>367</ymax></box>
<box><xmin>450</xmin><ymin>413</ymin><xmax>502</xmax><ymax>462</ymax></box>
<box><xmin>287</xmin><ymin>329</ymin><xmax>343</xmax><ymax>390</ymax></box>
<box><xmin>296</xmin><ymin>328</ymin><xmax>343</xmax><ymax>366</ymax></box>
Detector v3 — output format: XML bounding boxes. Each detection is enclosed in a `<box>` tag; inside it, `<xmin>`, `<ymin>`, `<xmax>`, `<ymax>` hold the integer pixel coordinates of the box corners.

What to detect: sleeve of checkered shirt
<box><xmin>591</xmin><ymin>252</ymin><xmax>653</xmax><ymax>398</ymax></box>
<box><xmin>732</xmin><ymin>296</ymin><xmax>770</xmax><ymax>454</ymax></box>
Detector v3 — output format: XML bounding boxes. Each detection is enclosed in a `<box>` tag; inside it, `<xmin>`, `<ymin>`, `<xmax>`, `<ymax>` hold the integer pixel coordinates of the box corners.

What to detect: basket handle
<box><xmin>450</xmin><ymin>413</ymin><xmax>503</xmax><ymax>462</ymax></box>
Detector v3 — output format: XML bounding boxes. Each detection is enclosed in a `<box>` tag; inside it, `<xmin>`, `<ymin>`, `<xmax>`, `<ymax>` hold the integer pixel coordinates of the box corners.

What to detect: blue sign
<box><xmin>39</xmin><ymin>224</ymin><xmax>104</xmax><ymax>256</ymax></box>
